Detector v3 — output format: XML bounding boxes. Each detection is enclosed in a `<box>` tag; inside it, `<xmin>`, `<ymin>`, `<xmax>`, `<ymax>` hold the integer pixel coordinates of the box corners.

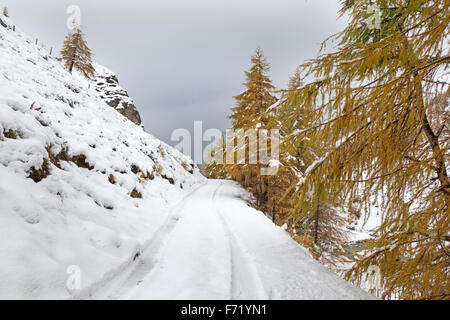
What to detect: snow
<box><xmin>0</xmin><ymin>15</ymin><xmax>374</xmax><ymax>300</ymax></box>
<box><xmin>268</xmin><ymin>159</ymin><xmax>281</xmax><ymax>168</ymax></box>
<box><xmin>91</xmin><ymin>180</ymin><xmax>374</xmax><ymax>300</ymax></box>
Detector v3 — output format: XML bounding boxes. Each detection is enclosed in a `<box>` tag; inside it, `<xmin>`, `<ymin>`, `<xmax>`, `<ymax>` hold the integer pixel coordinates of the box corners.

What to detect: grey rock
<box><xmin>94</xmin><ymin>64</ymin><xmax>142</xmax><ymax>126</ymax></box>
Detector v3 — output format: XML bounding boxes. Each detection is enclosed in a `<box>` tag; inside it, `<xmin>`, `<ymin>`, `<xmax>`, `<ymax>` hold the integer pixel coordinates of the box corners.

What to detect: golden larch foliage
<box><xmin>60</xmin><ymin>28</ymin><xmax>95</xmax><ymax>80</ymax></box>
<box><xmin>281</xmin><ymin>0</ymin><xmax>449</xmax><ymax>299</ymax></box>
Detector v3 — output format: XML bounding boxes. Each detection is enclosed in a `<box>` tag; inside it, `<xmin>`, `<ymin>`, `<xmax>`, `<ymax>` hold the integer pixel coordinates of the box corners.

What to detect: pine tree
<box><xmin>283</xmin><ymin>0</ymin><xmax>449</xmax><ymax>299</ymax></box>
<box><xmin>60</xmin><ymin>28</ymin><xmax>95</xmax><ymax>80</ymax></box>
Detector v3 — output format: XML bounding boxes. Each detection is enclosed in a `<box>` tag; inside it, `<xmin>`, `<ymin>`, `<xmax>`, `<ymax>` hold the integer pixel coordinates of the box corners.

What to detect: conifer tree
<box><xmin>276</xmin><ymin>68</ymin><xmax>351</xmax><ymax>266</ymax></box>
<box><xmin>288</xmin><ymin>66</ymin><xmax>303</xmax><ymax>91</ymax></box>
<box><xmin>294</xmin><ymin>202</ymin><xmax>350</xmax><ymax>267</ymax></box>
<box><xmin>60</xmin><ymin>28</ymin><xmax>95</xmax><ymax>80</ymax></box>
<box><xmin>283</xmin><ymin>0</ymin><xmax>449</xmax><ymax>299</ymax></box>
<box><xmin>229</xmin><ymin>48</ymin><xmax>278</xmax><ymax>207</ymax></box>
<box><xmin>207</xmin><ymin>48</ymin><xmax>278</xmax><ymax>209</ymax></box>
<box><xmin>230</xmin><ymin>47</ymin><xmax>278</xmax><ymax>129</ymax></box>
<box><xmin>259</xmin><ymin>69</ymin><xmax>306</xmax><ymax>224</ymax></box>
<box><xmin>207</xmin><ymin>62</ymin><xmax>352</xmax><ymax>267</ymax></box>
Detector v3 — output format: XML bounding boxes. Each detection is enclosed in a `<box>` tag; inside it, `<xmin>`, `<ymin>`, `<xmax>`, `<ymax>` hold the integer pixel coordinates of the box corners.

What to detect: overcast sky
<box><xmin>2</xmin><ymin>0</ymin><xmax>346</xmax><ymax>145</ymax></box>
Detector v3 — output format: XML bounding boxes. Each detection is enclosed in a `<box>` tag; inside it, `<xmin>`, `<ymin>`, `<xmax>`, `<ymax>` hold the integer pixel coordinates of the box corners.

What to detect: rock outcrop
<box><xmin>94</xmin><ymin>64</ymin><xmax>142</xmax><ymax>126</ymax></box>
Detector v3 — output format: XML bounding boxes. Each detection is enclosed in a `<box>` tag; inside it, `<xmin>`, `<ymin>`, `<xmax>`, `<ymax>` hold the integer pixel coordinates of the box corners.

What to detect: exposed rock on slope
<box><xmin>94</xmin><ymin>64</ymin><xmax>142</xmax><ymax>126</ymax></box>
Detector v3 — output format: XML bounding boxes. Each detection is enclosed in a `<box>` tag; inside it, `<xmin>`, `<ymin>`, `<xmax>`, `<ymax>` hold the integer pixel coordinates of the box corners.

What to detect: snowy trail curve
<box><xmin>108</xmin><ymin>180</ymin><xmax>374</xmax><ymax>300</ymax></box>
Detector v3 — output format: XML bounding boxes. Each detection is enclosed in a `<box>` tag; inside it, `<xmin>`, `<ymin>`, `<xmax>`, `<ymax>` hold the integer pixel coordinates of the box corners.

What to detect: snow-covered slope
<box><xmin>0</xmin><ymin>15</ymin><xmax>204</xmax><ymax>299</ymax></box>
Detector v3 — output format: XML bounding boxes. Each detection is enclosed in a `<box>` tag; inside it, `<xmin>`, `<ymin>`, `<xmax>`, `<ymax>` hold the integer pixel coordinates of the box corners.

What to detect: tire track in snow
<box><xmin>86</xmin><ymin>180</ymin><xmax>373</xmax><ymax>300</ymax></box>
<box><xmin>89</xmin><ymin>181</ymin><xmax>208</xmax><ymax>299</ymax></box>
<box><xmin>212</xmin><ymin>181</ymin><xmax>268</xmax><ymax>300</ymax></box>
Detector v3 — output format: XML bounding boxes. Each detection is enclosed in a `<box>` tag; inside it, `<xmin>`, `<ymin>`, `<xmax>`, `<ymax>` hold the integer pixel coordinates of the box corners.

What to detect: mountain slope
<box><xmin>0</xmin><ymin>15</ymin><xmax>203</xmax><ymax>299</ymax></box>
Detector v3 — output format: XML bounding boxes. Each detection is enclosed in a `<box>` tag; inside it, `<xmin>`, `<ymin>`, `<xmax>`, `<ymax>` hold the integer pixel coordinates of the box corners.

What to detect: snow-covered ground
<box><xmin>91</xmin><ymin>180</ymin><xmax>373</xmax><ymax>300</ymax></box>
<box><xmin>0</xmin><ymin>14</ymin><xmax>374</xmax><ymax>300</ymax></box>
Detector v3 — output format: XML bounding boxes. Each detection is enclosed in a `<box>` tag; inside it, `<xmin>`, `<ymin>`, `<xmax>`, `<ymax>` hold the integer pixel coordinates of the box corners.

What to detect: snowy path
<box><xmin>95</xmin><ymin>180</ymin><xmax>373</xmax><ymax>300</ymax></box>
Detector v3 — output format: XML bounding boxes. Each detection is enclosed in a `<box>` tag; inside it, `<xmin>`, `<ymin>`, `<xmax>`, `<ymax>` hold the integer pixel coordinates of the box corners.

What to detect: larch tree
<box><xmin>257</xmin><ymin>99</ymin><xmax>294</xmax><ymax>224</ymax></box>
<box><xmin>230</xmin><ymin>48</ymin><xmax>277</xmax><ymax>207</ymax></box>
<box><xmin>276</xmin><ymin>67</ymin><xmax>351</xmax><ymax>267</ymax></box>
<box><xmin>60</xmin><ymin>28</ymin><xmax>95</xmax><ymax>80</ymax></box>
<box><xmin>284</xmin><ymin>0</ymin><xmax>449</xmax><ymax>299</ymax></box>
<box><xmin>261</xmin><ymin>67</ymin><xmax>307</xmax><ymax>225</ymax></box>
<box><xmin>288</xmin><ymin>66</ymin><xmax>304</xmax><ymax>91</ymax></box>
<box><xmin>230</xmin><ymin>47</ymin><xmax>278</xmax><ymax>130</ymax></box>
<box><xmin>207</xmin><ymin>48</ymin><xmax>278</xmax><ymax>209</ymax></box>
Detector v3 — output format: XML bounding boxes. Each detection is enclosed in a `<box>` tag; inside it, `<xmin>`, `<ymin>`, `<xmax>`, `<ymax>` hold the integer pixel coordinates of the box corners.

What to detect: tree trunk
<box><xmin>272</xmin><ymin>203</ymin><xmax>276</xmax><ymax>223</ymax></box>
<box><xmin>68</xmin><ymin>46</ymin><xmax>77</xmax><ymax>74</ymax></box>
<box><xmin>415</xmin><ymin>79</ymin><xmax>450</xmax><ymax>197</ymax></box>
<box><xmin>313</xmin><ymin>206</ymin><xmax>320</xmax><ymax>245</ymax></box>
<box><xmin>69</xmin><ymin>58</ymin><xmax>75</xmax><ymax>74</ymax></box>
